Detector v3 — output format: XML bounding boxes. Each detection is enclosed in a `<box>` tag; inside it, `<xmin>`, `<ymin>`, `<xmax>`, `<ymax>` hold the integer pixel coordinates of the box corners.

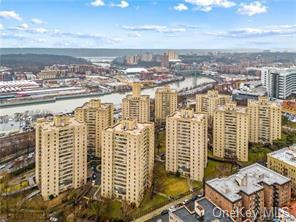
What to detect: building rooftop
<box><xmin>106</xmin><ymin>120</ymin><xmax>153</xmax><ymax>135</ymax></box>
<box><xmin>156</xmin><ymin>86</ymin><xmax>177</xmax><ymax>93</ymax></box>
<box><xmin>124</xmin><ymin>68</ymin><xmax>148</xmax><ymax>74</ymax></box>
<box><xmin>169</xmin><ymin>109</ymin><xmax>207</xmax><ymax>121</ymax></box>
<box><xmin>36</xmin><ymin>115</ymin><xmax>84</xmax><ymax>131</ymax></box>
<box><xmin>172</xmin><ymin>207</ymin><xmax>198</xmax><ymax>222</ymax></box>
<box><xmin>267</xmin><ymin>67</ymin><xmax>296</xmax><ymax>76</ymax></box>
<box><xmin>76</xmin><ymin>99</ymin><xmax>113</xmax><ymax>109</ymax></box>
<box><xmin>149</xmin><ymin>197</ymin><xmax>233</xmax><ymax>222</ymax></box>
<box><xmin>216</xmin><ymin>102</ymin><xmax>247</xmax><ymax>114</ymax></box>
<box><xmin>206</xmin><ymin>163</ymin><xmax>291</xmax><ymax>203</ymax></box>
<box><xmin>196</xmin><ymin>90</ymin><xmax>230</xmax><ymax>98</ymax></box>
<box><xmin>124</xmin><ymin>94</ymin><xmax>150</xmax><ymax>99</ymax></box>
<box><xmin>268</xmin><ymin>145</ymin><xmax>296</xmax><ymax>167</ymax></box>
<box><xmin>248</xmin><ymin>96</ymin><xmax>281</xmax><ymax>108</ymax></box>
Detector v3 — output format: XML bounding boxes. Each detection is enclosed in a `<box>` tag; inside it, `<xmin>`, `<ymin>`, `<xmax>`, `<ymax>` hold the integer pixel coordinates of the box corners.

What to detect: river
<box><xmin>0</xmin><ymin>76</ymin><xmax>214</xmax><ymax>116</ymax></box>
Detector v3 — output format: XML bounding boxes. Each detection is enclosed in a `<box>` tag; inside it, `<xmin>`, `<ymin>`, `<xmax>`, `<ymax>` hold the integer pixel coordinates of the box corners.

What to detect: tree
<box><xmin>152</xmin><ymin>164</ymin><xmax>166</xmax><ymax>195</ymax></box>
<box><xmin>121</xmin><ymin>201</ymin><xmax>133</xmax><ymax>222</ymax></box>
<box><xmin>0</xmin><ymin>173</ymin><xmax>11</xmax><ymax>219</ymax></box>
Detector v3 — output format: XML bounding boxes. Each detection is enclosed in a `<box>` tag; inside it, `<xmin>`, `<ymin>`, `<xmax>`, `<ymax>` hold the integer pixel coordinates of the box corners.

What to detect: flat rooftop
<box><xmin>268</xmin><ymin>146</ymin><xmax>296</xmax><ymax>167</ymax></box>
<box><xmin>172</xmin><ymin>207</ymin><xmax>198</xmax><ymax>222</ymax></box>
<box><xmin>76</xmin><ymin>99</ymin><xmax>113</xmax><ymax>109</ymax></box>
<box><xmin>148</xmin><ymin>197</ymin><xmax>233</xmax><ymax>222</ymax></box>
<box><xmin>181</xmin><ymin>198</ymin><xmax>233</xmax><ymax>222</ymax></box>
<box><xmin>169</xmin><ymin>109</ymin><xmax>207</xmax><ymax>121</ymax></box>
<box><xmin>156</xmin><ymin>86</ymin><xmax>177</xmax><ymax>93</ymax></box>
<box><xmin>37</xmin><ymin>116</ymin><xmax>84</xmax><ymax>131</ymax></box>
<box><xmin>248</xmin><ymin>97</ymin><xmax>280</xmax><ymax>108</ymax></box>
<box><xmin>206</xmin><ymin>163</ymin><xmax>291</xmax><ymax>202</ymax></box>
<box><xmin>216</xmin><ymin>104</ymin><xmax>247</xmax><ymax>113</ymax></box>
<box><xmin>107</xmin><ymin>120</ymin><xmax>153</xmax><ymax>135</ymax></box>
<box><xmin>124</xmin><ymin>94</ymin><xmax>150</xmax><ymax>99</ymax></box>
<box><xmin>269</xmin><ymin>68</ymin><xmax>296</xmax><ymax>76</ymax></box>
<box><xmin>172</xmin><ymin>198</ymin><xmax>233</xmax><ymax>222</ymax></box>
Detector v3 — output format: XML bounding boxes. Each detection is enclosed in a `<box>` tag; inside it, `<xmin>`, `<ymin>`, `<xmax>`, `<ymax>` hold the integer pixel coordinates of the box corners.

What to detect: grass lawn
<box><xmin>162</xmin><ymin>176</ymin><xmax>189</xmax><ymax>196</ymax></box>
<box><xmin>155</xmin><ymin>162</ymin><xmax>189</xmax><ymax>196</ymax></box>
<box><xmin>191</xmin><ymin>181</ymin><xmax>202</xmax><ymax>190</ymax></box>
<box><xmin>83</xmin><ymin>200</ymin><xmax>123</xmax><ymax>220</ymax></box>
<box><xmin>205</xmin><ymin>160</ymin><xmax>234</xmax><ymax>180</ymax></box>
<box><xmin>247</xmin><ymin>146</ymin><xmax>272</xmax><ymax>166</ymax></box>
<box><xmin>134</xmin><ymin>193</ymin><xmax>168</xmax><ymax>215</ymax></box>
<box><xmin>104</xmin><ymin>200</ymin><xmax>122</xmax><ymax>219</ymax></box>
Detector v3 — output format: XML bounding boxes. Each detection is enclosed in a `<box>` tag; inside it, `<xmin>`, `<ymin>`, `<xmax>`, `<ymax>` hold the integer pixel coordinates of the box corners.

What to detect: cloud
<box><xmin>174</xmin><ymin>3</ymin><xmax>188</xmax><ymax>11</ymax></box>
<box><xmin>4</xmin><ymin>23</ymin><xmax>121</xmax><ymax>43</ymax></box>
<box><xmin>8</xmin><ymin>23</ymin><xmax>29</xmax><ymax>31</ymax></box>
<box><xmin>1</xmin><ymin>32</ymin><xmax>26</xmax><ymax>40</ymax></box>
<box><xmin>35</xmin><ymin>28</ymin><xmax>48</xmax><ymax>33</ymax></box>
<box><xmin>185</xmin><ymin>0</ymin><xmax>235</xmax><ymax>12</ymax></box>
<box><xmin>122</xmin><ymin>25</ymin><xmax>186</xmax><ymax>33</ymax></box>
<box><xmin>8</xmin><ymin>24</ymin><xmax>48</xmax><ymax>33</ymax></box>
<box><xmin>3</xmin><ymin>25</ymin><xmax>123</xmax><ymax>46</ymax></box>
<box><xmin>31</xmin><ymin>18</ymin><xmax>45</xmax><ymax>25</ymax></box>
<box><xmin>207</xmin><ymin>24</ymin><xmax>296</xmax><ymax>38</ymax></box>
<box><xmin>112</xmin><ymin>0</ymin><xmax>129</xmax><ymax>8</ymax></box>
<box><xmin>19</xmin><ymin>23</ymin><xmax>29</xmax><ymax>30</ymax></box>
<box><xmin>91</xmin><ymin>0</ymin><xmax>105</xmax><ymax>7</ymax></box>
<box><xmin>0</xmin><ymin>24</ymin><xmax>3</xmax><ymax>30</ymax></box>
<box><xmin>176</xmin><ymin>24</ymin><xmax>199</xmax><ymax>29</ymax></box>
<box><xmin>51</xmin><ymin>29</ymin><xmax>122</xmax><ymax>44</ymax></box>
<box><xmin>238</xmin><ymin>1</ymin><xmax>267</xmax><ymax>16</ymax></box>
<box><xmin>127</xmin><ymin>32</ymin><xmax>141</xmax><ymax>38</ymax></box>
<box><xmin>0</xmin><ymin>11</ymin><xmax>22</xmax><ymax>20</ymax></box>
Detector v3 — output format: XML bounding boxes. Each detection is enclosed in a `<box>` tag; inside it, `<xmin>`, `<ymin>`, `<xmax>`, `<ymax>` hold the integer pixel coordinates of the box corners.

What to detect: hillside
<box><xmin>0</xmin><ymin>54</ymin><xmax>90</xmax><ymax>73</ymax></box>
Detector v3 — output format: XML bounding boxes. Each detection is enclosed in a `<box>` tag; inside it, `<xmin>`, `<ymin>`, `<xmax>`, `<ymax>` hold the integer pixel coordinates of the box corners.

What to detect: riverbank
<box><xmin>0</xmin><ymin>76</ymin><xmax>215</xmax><ymax>116</ymax></box>
<box><xmin>0</xmin><ymin>77</ymin><xmax>185</xmax><ymax>108</ymax></box>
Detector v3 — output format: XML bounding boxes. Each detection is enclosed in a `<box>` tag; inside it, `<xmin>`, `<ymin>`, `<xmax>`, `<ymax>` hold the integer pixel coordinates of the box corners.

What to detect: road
<box><xmin>133</xmin><ymin>193</ymin><xmax>193</xmax><ymax>222</ymax></box>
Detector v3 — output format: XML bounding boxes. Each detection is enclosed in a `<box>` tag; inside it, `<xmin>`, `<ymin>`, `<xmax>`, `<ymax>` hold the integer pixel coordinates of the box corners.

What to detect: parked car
<box><xmin>161</xmin><ymin>209</ymin><xmax>169</xmax><ymax>215</ymax></box>
<box><xmin>191</xmin><ymin>194</ymin><xmax>198</xmax><ymax>201</ymax></box>
<box><xmin>169</xmin><ymin>206</ymin><xmax>176</xmax><ymax>212</ymax></box>
<box><xmin>182</xmin><ymin>199</ymin><xmax>189</xmax><ymax>204</ymax></box>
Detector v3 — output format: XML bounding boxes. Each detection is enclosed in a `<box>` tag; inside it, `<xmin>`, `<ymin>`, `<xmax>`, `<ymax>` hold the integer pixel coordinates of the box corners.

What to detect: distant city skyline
<box><xmin>0</xmin><ymin>0</ymin><xmax>296</xmax><ymax>50</ymax></box>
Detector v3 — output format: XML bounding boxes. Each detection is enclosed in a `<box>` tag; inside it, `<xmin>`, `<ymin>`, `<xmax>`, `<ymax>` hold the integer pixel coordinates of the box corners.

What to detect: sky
<box><xmin>0</xmin><ymin>0</ymin><xmax>296</xmax><ymax>50</ymax></box>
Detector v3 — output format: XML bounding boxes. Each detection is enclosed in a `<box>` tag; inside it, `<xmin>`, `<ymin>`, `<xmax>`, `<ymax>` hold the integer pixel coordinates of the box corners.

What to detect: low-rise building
<box><xmin>205</xmin><ymin>163</ymin><xmax>291</xmax><ymax>222</ymax></box>
<box><xmin>168</xmin><ymin>198</ymin><xmax>233</xmax><ymax>222</ymax></box>
<box><xmin>0</xmin><ymin>130</ymin><xmax>35</xmax><ymax>161</ymax></box>
<box><xmin>37</xmin><ymin>69</ymin><xmax>64</xmax><ymax>80</ymax></box>
<box><xmin>267</xmin><ymin>145</ymin><xmax>296</xmax><ymax>191</ymax></box>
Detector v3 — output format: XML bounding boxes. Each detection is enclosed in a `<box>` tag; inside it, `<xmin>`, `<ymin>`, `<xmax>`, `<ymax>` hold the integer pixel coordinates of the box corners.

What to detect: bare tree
<box><xmin>121</xmin><ymin>200</ymin><xmax>133</xmax><ymax>222</ymax></box>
